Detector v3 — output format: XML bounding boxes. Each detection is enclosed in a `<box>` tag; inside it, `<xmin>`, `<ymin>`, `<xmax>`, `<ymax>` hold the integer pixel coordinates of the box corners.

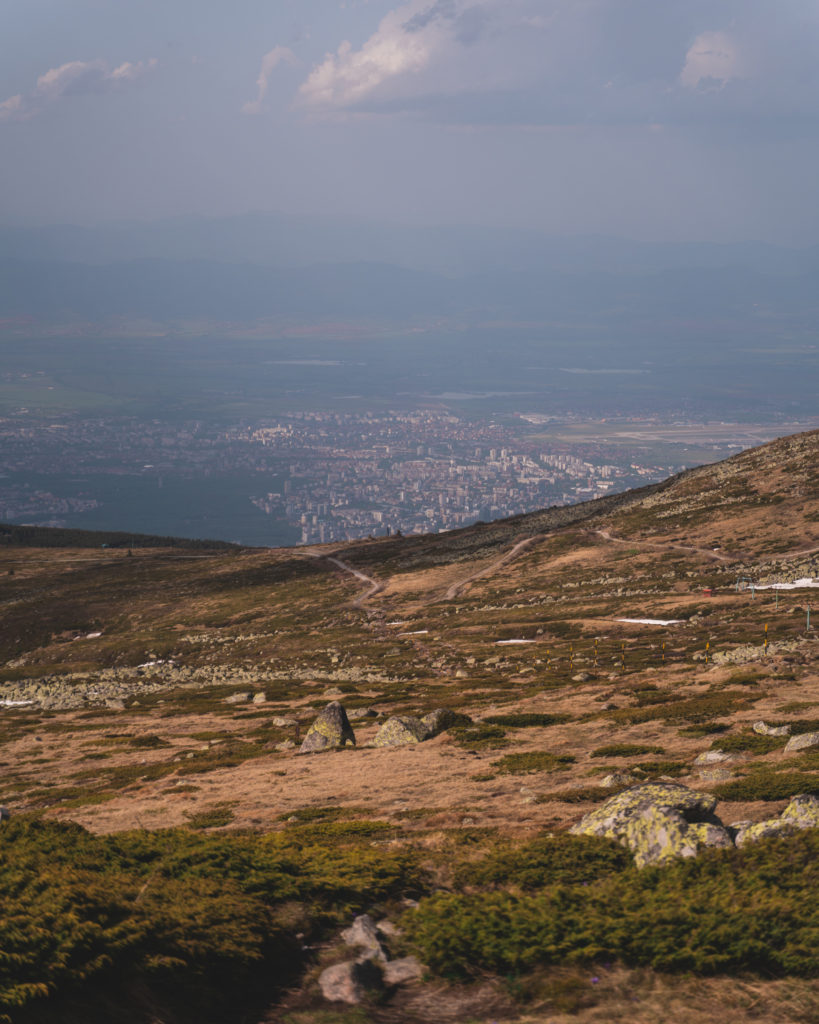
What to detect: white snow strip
<box><xmin>1</xmin><ymin>699</ymin><xmax>34</xmax><ymax>707</ymax></box>
<box><xmin>86</xmin><ymin>631</ymin><xmax>102</xmax><ymax>639</ymax></box>
<box><xmin>397</xmin><ymin>630</ymin><xmax>429</xmax><ymax>637</ymax></box>
<box><xmin>497</xmin><ymin>639</ymin><xmax>537</xmax><ymax>645</ymax></box>
<box><xmin>754</xmin><ymin>579</ymin><xmax>819</xmax><ymax>590</ymax></box>
<box><xmin>616</xmin><ymin>618</ymin><xmax>683</xmax><ymax>626</ymax></box>
<box><xmin>386</xmin><ymin>621</ymin><xmax>408</xmax><ymax>626</ymax></box>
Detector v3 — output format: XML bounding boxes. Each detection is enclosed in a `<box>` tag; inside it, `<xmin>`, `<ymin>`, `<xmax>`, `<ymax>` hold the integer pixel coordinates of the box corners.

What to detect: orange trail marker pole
<box><xmin>705</xmin><ymin>641</ymin><xmax>710</xmax><ymax>665</ymax></box>
<box><xmin>662</xmin><ymin>642</ymin><xmax>665</xmax><ymax>665</ymax></box>
<box><xmin>764</xmin><ymin>623</ymin><xmax>768</xmax><ymax>655</ymax></box>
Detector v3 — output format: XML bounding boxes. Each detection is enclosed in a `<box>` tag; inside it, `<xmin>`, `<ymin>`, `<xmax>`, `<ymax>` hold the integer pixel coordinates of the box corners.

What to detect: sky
<box><xmin>2</xmin><ymin>0</ymin><xmax>819</xmax><ymax>243</ymax></box>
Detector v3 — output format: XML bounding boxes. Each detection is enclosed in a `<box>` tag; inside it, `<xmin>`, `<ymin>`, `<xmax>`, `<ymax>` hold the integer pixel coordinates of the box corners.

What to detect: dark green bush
<box><xmin>408</xmin><ymin>831</ymin><xmax>819</xmax><ymax>978</ymax></box>
<box><xmin>711</xmin><ymin>771</ymin><xmax>819</xmax><ymax>802</ymax></box>
<box><xmin>483</xmin><ymin>713</ymin><xmax>572</xmax><ymax>728</ymax></box>
<box><xmin>450</xmin><ymin>723</ymin><xmax>509</xmax><ymax>751</ymax></box>
<box><xmin>591</xmin><ymin>743</ymin><xmax>665</xmax><ymax>758</ymax></box>
<box><xmin>454</xmin><ymin>834</ymin><xmax>629</xmax><ymax>890</ymax></box>
<box><xmin>492</xmin><ymin>752</ymin><xmax>576</xmax><ymax>775</ymax></box>
<box><xmin>712</xmin><ymin>732</ymin><xmax>785</xmax><ymax>755</ymax></box>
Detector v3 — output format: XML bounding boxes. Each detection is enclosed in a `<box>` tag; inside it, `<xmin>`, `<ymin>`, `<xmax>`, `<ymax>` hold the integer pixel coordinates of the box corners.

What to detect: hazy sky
<box><xmin>2</xmin><ymin>0</ymin><xmax>818</xmax><ymax>242</ymax></box>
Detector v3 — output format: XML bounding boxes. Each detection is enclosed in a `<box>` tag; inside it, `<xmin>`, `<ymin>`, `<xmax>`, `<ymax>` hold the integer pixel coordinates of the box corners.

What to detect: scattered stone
<box><xmin>224</xmin><ymin>692</ymin><xmax>251</xmax><ymax>705</ymax></box>
<box><xmin>753</xmin><ymin>721</ymin><xmax>791</xmax><ymax>737</ymax></box>
<box><xmin>570</xmin><ymin>782</ymin><xmax>732</xmax><ymax>868</ymax></box>
<box><xmin>383</xmin><ymin>957</ymin><xmax>424</xmax><ymax>986</ymax></box>
<box><xmin>274</xmin><ymin>739</ymin><xmax>296</xmax><ymax>752</ymax></box>
<box><xmin>105</xmin><ymin>698</ymin><xmax>125</xmax><ymax>710</ymax></box>
<box><xmin>372</xmin><ymin>716</ymin><xmax>430</xmax><ymax>747</ymax></box>
<box><xmin>299</xmin><ymin>702</ymin><xmax>356</xmax><ymax>754</ymax></box>
<box><xmin>519</xmin><ymin>785</ymin><xmax>537</xmax><ymax>804</ymax></box>
<box><xmin>347</xmin><ymin>708</ymin><xmax>378</xmax><ymax>721</ymax></box>
<box><xmin>781</xmin><ymin>793</ymin><xmax>819</xmax><ymax>825</ymax></box>
<box><xmin>376</xmin><ymin>919</ymin><xmax>400</xmax><ymax>938</ymax></box>
<box><xmin>323</xmin><ymin>686</ymin><xmax>344</xmax><ymax>697</ymax></box>
<box><xmin>572</xmin><ymin>671</ymin><xmax>593</xmax><ymax>683</ymax></box>
<box><xmin>784</xmin><ymin>731</ymin><xmax>819</xmax><ymax>753</ymax></box>
<box><xmin>252</xmin><ymin>692</ymin><xmax>267</xmax><ymax>704</ymax></box>
<box><xmin>694</xmin><ymin>750</ymin><xmax>733</xmax><ymax>765</ymax></box>
<box><xmin>341</xmin><ymin>914</ymin><xmax>387</xmax><ymax>962</ymax></box>
<box><xmin>270</xmin><ymin>716</ymin><xmax>298</xmax><ymax>727</ymax></box>
<box><xmin>600</xmin><ymin>771</ymin><xmax>636</xmax><ymax>789</ymax></box>
<box><xmin>318</xmin><ymin>959</ymin><xmax>383</xmax><ymax>1004</ymax></box>
<box><xmin>419</xmin><ymin>708</ymin><xmax>459</xmax><ymax>737</ymax></box>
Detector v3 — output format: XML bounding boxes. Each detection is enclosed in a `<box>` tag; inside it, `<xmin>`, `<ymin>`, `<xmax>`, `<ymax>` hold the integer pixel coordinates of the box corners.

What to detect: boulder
<box><xmin>340</xmin><ymin>914</ymin><xmax>387</xmax><ymax>962</ymax></box>
<box><xmin>753</xmin><ymin>721</ymin><xmax>791</xmax><ymax>737</ymax></box>
<box><xmin>274</xmin><ymin>739</ymin><xmax>296</xmax><ymax>752</ymax></box>
<box><xmin>696</xmin><ymin>767</ymin><xmax>734</xmax><ymax>782</ymax></box>
<box><xmin>694</xmin><ymin>750</ymin><xmax>733</xmax><ymax>765</ymax></box>
<box><xmin>300</xmin><ymin>702</ymin><xmax>356</xmax><ymax>753</ymax></box>
<box><xmin>784</xmin><ymin>731</ymin><xmax>819</xmax><ymax>753</ymax></box>
<box><xmin>224</xmin><ymin>691</ymin><xmax>251</xmax><ymax>705</ymax></box>
<box><xmin>734</xmin><ymin>795</ymin><xmax>819</xmax><ymax>848</ymax></box>
<box><xmin>570</xmin><ymin>782</ymin><xmax>732</xmax><ymax>868</ymax></box>
<box><xmin>252</xmin><ymin>692</ymin><xmax>267</xmax><ymax>705</ymax></box>
<box><xmin>318</xmin><ymin>959</ymin><xmax>382</xmax><ymax>1004</ymax></box>
<box><xmin>419</xmin><ymin>708</ymin><xmax>458</xmax><ymax>737</ymax></box>
<box><xmin>599</xmin><ymin>771</ymin><xmax>636</xmax><ymax>789</ymax></box>
<box><xmin>271</xmin><ymin>716</ymin><xmax>298</xmax><ymax>727</ymax></box>
<box><xmin>372</xmin><ymin>716</ymin><xmax>430</xmax><ymax>748</ymax></box>
<box><xmin>348</xmin><ymin>707</ymin><xmax>378</xmax><ymax>721</ymax></box>
<box><xmin>781</xmin><ymin>793</ymin><xmax>819</xmax><ymax>826</ymax></box>
<box><xmin>383</xmin><ymin>956</ymin><xmax>425</xmax><ymax>986</ymax></box>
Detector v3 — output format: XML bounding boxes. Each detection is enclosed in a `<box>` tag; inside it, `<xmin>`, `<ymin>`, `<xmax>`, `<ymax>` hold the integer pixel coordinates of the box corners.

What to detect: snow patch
<box><xmin>616</xmin><ymin>618</ymin><xmax>683</xmax><ymax>626</ymax></box>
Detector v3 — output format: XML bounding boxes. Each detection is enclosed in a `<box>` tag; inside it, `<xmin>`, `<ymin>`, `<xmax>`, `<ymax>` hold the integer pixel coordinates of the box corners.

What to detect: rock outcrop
<box><xmin>784</xmin><ymin>731</ymin><xmax>819</xmax><ymax>753</ymax></box>
<box><xmin>372</xmin><ymin>716</ymin><xmax>430</xmax><ymax>747</ymax></box>
<box><xmin>570</xmin><ymin>782</ymin><xmax>732</xmax><ymax>868</ymax></box>
<box><xmin>572</xmin><ymin>783</ymin><xmax>819</xmax><ymax>867</ymax></box>
<box><xmin>734</xmin><ymin>794</ymin><xmax>819</xmax><ymax>847</ymax></box>
<box><xmin>299</xmin><ymin>701</ymin><xmax>356</xmax><ymax>753</ymax></box>
<box><xmin>753</xmin><ymin>721</ymin><xmax>791</xmax><ymax>737</ymax></box>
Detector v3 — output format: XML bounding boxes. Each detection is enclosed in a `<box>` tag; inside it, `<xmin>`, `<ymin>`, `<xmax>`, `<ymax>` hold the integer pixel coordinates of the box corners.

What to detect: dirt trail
<box><xmin>442</xmin><ymin>534</ymin><xmax>547</xmax><ymax>601</ymax></box>
<box><xmin>594</xmin><ymin>528</ymin><xmax>734</xmax><ymax>563</ymax></box>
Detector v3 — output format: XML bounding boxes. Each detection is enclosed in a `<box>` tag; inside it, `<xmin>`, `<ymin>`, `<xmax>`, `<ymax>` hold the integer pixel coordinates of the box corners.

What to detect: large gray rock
<box><xmin>318</xmin><ymin>959</ymin><xmax>383</xmax><ymax>1004</ymax></box>
<box><xmin>570</xmin><ymin>782</ymin><xmax>732</xmax><ymax>868</ymax></box>
<box><xmin>300</xmin><ymin>701</ymin><xmax>356</xmax><ymax>753</ymax></box>
<box><xmin>372</xmin><ymin>715</ymin><xmax>430</xmax><ymax>748</ymax></box>
<box><xmin>694</xmin><ymin>750</ymin><xmax>733</xmax><ymax>765</ymax></box>
<box><xmin>781</xmin><ymin>793</ymin><xmax>819</xmax><ymax>825</ymax></box>
<box><xmin>784</xmin><ymin>731</ymin><xmax>819</xmax><ymax>753</ymax></box>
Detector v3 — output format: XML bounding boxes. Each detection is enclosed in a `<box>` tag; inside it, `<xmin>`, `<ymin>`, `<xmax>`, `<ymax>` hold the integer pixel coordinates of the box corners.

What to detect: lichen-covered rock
<box><xmin>696</xmin><ymin>767</ymin><xmax>734</xmax><ymax>782</ymax></box>
<box><xmin>753</xmin><ymin>721</ymin><xmax>790</xmax><ymax>737</ymax></box>
<box><xmin>419</xmin><ymin>708</ymin><xmax>458</xmax><ymax>737</ymax></box>
<box><xmin>694</xmin><ymin>750</ymin><xmax>733</xmax><ymax>765</ymax></box>
<box><xmin>348</xmin><ymin>707</ymin><xmax>378</xmax><ymax>721</ymax></box>
<box><xmin>599</xmin><ymin>771</ymin><xmax>636</xmax><ymax>789</ymax></box>
<box><xmin>318</xmin><ymin>959</ymin><xmax>382</xmax><ymax>1004</ymax></box>
<box><xmin>784</xmin><ymin>731</ymin><xmax>819</xmax><ymax>753</ymax></box>
<box><xmin>300</xmin><ymin>701</ymin><xmax>356</xmax><ymax>753</ymax></box>
<box><xmin>734</xmin><ymin>818</ymin><xmax>799</xmax><ymax>847</ymax></box>
<box><xmin>372</xmin><ymin>716</ymin><xmax>430</xmax><ymax>747</ymax></box>
<box><xmin>734</xmin><ymin>795</ymin><xmax>819</xmax><ymax>847</ymax></box>
<box><xmin>570</xmin><ymin>782</ymin><xmax>730</xmax><ymax>867</ymax></box>
<box><xmin>224</xmin><ymin>691</ymin><xmax>251</xmax><ymax>704</ymax></box>
<box><xmin>780</xmin><ymin>793</ymin><xmax>819</xmax><ymax>826</ymax></box>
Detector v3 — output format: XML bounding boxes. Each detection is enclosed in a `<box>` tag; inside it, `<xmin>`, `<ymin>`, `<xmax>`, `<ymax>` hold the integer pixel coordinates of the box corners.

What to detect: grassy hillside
<box><xmin>1</xmin><ymin>429</ymin><xmax>818</xmax><ymax>1023</ymax></box>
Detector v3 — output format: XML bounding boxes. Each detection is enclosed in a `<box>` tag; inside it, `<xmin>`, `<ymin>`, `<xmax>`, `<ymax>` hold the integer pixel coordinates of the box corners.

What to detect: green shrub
<box><xmin>407</xmin><ymin>831</ymin><xmax>819</xmax><ymax>978</ymax></box>
<box><xmin>454</xmin><ymin>834</ymin><xmax>629</xmax><ymax>890</ymax></box>
<box><xmin>492</xmin><ymin>752</ymin><xmax>576</xmax><ymax>775</ymax></box>
<box><xmin>184</xmin><ymin>803</ymin><xmax>236</xmax><ymax>830</ymax></box>
<box><xmin>483</xmin><ymin>713</ymin><xmax>572</xmax><ymax>728</ymax></box>
<box><xmin>591</xmin><ymin>743</ymin><xmax>665</xmax><ymax>758</ymax></box>
<box><xmin>450</xmin><ymin>724</ymin><xmax>509</xmax><ymax>751</ymax></box>
<box><xmin>711</xmin><ymin>771</ymin><xmax>819</xmax><ymax>802</ymax></box>
<box><xmin>712</xmin><ymin>732</ymin><xmax>785</xmax><ymax>755</ymax></box>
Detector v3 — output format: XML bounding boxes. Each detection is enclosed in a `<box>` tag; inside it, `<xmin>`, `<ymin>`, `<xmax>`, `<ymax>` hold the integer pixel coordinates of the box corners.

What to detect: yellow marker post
<box><xmin>705</xmin><ymin>641</ymin><xmax>710</xmax><ymax>665</ymax></box>
<box><xmin>764</xmin><ymin>623</ymin><xmax>768</xmax><ymax>655</ymax></box>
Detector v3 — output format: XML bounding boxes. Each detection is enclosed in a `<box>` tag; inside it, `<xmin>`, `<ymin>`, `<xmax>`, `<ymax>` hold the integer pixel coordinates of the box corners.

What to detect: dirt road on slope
<box><xmin>593</xmin><ymin>529</ymin><xmax>734</xmax><ymax>563</ymax></box>
<box><xmin>442</xmin><ymin>534</ymin><xmax>547</xmax><ymax>601</ymax></box>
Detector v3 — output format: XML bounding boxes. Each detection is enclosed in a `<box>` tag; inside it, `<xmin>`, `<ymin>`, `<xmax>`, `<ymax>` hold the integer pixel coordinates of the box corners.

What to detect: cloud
<box><xmin>0</xmin><ymin>58</ymin><xmax>157</xmax><ymax>122</ymax></box>
<box><xmin>298</xmin><ymin>0</ymin><xmax>490</xmax><ymax>111</ymax></box>
<box><xmin>680</xmin><ymin>31</ymin><xmax>742</xmax><ymax>90</ymax></box>
<box><xmin>242</xmin><ymin>46</ymin><xmax>298</xmax><ymax>114</ymax></box>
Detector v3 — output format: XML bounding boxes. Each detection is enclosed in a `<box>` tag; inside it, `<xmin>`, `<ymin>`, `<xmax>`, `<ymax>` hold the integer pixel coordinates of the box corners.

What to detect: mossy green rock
<box><xmin>735</xmin><ymin>793</ymin><xmax>819</xmax><ymax>847</ymax></box>
<box><xmin>570</xmin><ymin>782</ymin><xmax>731</xmax><ymax>868</ymax></box>
<box><xmin>372</xmin><ymin>716</ymin><xmax>430</xmax><ymax>748</ymax></box>
<box><xmin>419</xmin><ymin>708</ymin><xmax>458</xmax><ymax>737</ymax></box>
<box><xmin>300</xmin><ymin>701</ymin><xmax>356</xmax><ymax>753</ymax></box>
